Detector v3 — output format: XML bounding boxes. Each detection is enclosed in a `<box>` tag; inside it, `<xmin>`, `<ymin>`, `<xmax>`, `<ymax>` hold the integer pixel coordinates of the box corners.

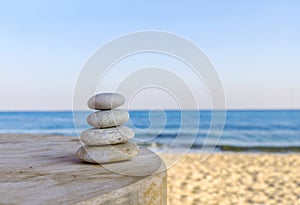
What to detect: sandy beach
<box><xmin>161</xmin><ymin>153</ymin><xmax>300</xmax><ymax>205</ymax></box>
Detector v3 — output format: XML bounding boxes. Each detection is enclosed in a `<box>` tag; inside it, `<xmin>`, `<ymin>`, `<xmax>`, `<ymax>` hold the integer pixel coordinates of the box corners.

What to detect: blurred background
<box><xmin>1</xmin><ymin>1</ymin><xmax>300</xmax><ymax>205</ymax></box>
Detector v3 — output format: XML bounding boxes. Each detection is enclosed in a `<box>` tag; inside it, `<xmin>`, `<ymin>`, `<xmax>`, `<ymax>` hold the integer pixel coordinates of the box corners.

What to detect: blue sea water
<box><xmin>0</xmin><ymin>110</ymin><xmax>300</xmax><ymax>152</ymax></box>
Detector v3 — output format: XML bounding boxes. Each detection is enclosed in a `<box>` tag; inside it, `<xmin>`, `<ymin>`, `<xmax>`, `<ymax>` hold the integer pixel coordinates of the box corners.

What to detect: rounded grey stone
<box><xmin>87</xmin><ymin>109</ymin><xmax>129</xmax><ymax>128</ymax></box>
<box><xmin>76</xmin><ymin>142</ymin><xmax>140</xmax><ymax>164</ymax></box>
<box><xmin>88</xmin><ymin>93</ymin><xmax>125</xmax><ymax>110</ymax></box>
<box><xmin>80</xmin><ymin>126</ymin><xmax>135</xmax><ymax>145</ymax></box>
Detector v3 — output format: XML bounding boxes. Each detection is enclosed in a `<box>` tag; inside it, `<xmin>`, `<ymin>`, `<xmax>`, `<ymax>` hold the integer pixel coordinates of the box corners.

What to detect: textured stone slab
<box><xmin>87</xmin><ymin>109</ymin><xmax>129</xmax><ymax>128</ymax></box>
<box><xmin>80</xmin><ymin>126</ymin><xmax>134</xmax><ymax>145</ymax></box>
<box><xmin>88</xmin><ymin>93</ymin><xmax>125</xmax><ymax>110</ymax></box>
<box><xmin>0</xmin><ymin>134</ymin><xmax>167</xmax><ymax>205</ymax></box>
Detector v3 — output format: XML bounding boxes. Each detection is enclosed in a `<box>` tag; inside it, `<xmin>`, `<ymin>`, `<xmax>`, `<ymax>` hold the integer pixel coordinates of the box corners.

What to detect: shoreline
<box><xmin>148</xmin><ymin>144</ymin><xmax>300</xmax><ymax>154</ymax></box>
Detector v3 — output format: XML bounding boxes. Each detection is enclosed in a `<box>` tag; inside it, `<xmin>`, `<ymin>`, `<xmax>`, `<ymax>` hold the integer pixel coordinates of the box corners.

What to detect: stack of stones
<box><xmin>76</xmin><ymin>93</ymin><xmax>140</xmax><ymax>164</ymax></box>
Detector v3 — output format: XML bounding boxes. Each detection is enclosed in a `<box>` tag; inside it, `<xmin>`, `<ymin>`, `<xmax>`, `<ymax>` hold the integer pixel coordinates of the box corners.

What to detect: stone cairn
<box><xmin>76</xmin><ymin>93</ymin><xmax>140</xmax><ymax>164</ymax></box>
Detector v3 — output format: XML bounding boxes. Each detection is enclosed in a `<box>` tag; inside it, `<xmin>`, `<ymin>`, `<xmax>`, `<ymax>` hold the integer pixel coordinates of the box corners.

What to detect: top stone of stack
<box><xmin>88</xmin><ymin>93</ymin><xmax>125</xmax><ymax>110</ymax></box>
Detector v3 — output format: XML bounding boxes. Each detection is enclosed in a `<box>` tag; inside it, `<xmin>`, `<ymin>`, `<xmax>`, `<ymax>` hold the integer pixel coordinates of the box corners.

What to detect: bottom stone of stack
<box><xmin>76</xmin><ymin>142</ymin><xmax>140</xmax><ymax>164</ymax></box>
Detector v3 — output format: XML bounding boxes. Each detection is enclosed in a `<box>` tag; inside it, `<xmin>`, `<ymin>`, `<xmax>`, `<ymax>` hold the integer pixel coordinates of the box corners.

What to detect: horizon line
<box><xmin>1</xmin><ymin>108</ymin><xmax>300</xmax><ymax>112</ymax></box>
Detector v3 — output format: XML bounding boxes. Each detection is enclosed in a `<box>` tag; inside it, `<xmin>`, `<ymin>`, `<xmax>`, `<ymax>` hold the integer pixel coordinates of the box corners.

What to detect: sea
<box><xmin>1</xmin><ymin>110</ymin><xmax>300</xmax><ymax>153</ymax></box>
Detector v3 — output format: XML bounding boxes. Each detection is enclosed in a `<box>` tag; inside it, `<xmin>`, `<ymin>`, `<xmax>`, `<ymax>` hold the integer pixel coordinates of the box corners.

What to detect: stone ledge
<box><xmin>0</xmin><ymin>134</ymin><xmax>167</xmax><ymax>205</ymax></box>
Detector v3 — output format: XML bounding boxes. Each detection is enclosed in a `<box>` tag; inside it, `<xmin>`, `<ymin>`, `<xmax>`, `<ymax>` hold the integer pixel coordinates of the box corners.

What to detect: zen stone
<box><xmin>76</xmin><ymin>142</ymin><xmax>140</xmax><ymax>164</ymax></box>
<box><xmin>88</xmin><ymin>93</ymin><xmax>125</xmax><ymax>110</ymax></box>
<box><xmin>87</xmin><ymin>109</ymin><xmax>129</xmax><ymax>128</ymax></box>
<box><xmin>80</xmin><ymin>126</ymin><xmax>134</xmax><ymax>145</ymax></box>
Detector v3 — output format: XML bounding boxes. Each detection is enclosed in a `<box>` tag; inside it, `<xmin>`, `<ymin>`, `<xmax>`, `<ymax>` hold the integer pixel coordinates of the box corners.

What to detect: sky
<box><xmin>0</xmin><ymin>0</ymin><xmax>299</xmax><ymax>110</ymax></box>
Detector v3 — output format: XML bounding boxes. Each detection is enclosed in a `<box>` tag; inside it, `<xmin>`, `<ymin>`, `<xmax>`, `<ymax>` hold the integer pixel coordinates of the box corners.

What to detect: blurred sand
<box><xmin>161</xmin><ymin>153</ymin><xmax>300</xmax><ymax>205</ymax></box>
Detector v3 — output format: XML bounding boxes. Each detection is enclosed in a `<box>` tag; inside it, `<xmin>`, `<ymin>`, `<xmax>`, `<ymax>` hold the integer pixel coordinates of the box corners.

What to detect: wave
<box><xmin>1</xmin><ymin>110</ymin><xmax>300</xmax><ymax>153</ymax></box>
<box><xmin>135</xmin><ymin>141</ymin><xmax>300</xmax><ymax>153</ymax></box>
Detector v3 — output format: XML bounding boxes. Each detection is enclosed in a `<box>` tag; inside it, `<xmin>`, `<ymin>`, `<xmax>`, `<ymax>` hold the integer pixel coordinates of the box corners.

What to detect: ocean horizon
<box><xmin>1</xmin><ymin>109</ymin><xmax>300</xmax><ymax>153</ymax></box>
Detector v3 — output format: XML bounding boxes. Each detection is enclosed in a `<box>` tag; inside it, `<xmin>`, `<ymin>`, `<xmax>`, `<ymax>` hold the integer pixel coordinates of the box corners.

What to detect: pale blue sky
<box><xmin>0</xmin><ymin>0</ymin><xmax>299</xmax><ymax>110</ymax></box>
